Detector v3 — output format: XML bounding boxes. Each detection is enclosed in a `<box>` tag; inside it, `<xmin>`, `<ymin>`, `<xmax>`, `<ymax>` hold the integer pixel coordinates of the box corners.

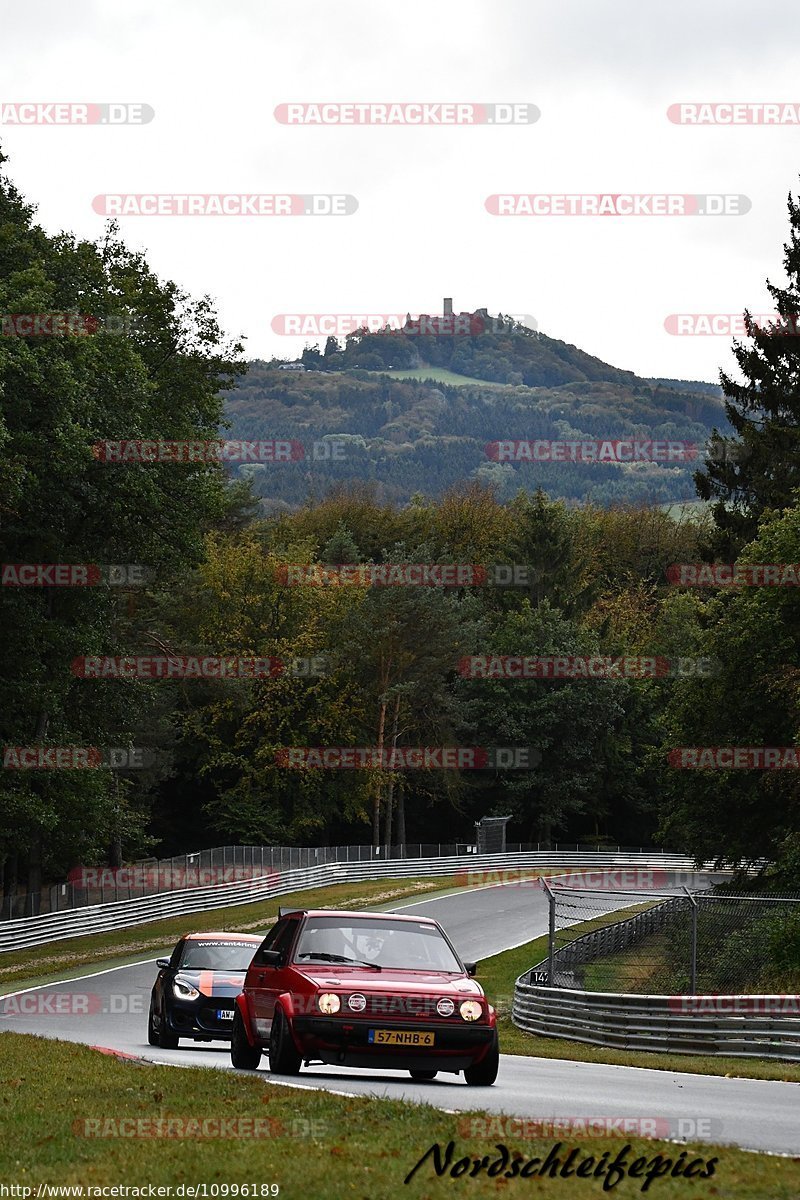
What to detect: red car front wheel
<box><xmin>463</xmin><ymin>1033</ymin><xmax>499</xmax><ymax>1086</ymax></box>
<box><xmin>268</xmin><ymin>1007</ymin><xmax>302</xmax><ymax>1075</ymax></box>
<box><xmin>231</xmin><ymin>1009</ymin><xmax>262</xmax><ymax>1070</ymax></box>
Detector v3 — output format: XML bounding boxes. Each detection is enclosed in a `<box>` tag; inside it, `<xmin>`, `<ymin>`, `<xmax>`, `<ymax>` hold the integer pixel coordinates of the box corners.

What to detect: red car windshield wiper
<box><xmin>298</xmin><ymin>952</ymin><xmax>382</xmax><ymax>971</ymax></box>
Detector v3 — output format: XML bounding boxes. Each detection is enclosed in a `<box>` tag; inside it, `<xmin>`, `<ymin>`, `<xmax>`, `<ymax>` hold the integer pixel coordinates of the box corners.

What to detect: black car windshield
<box><xmin>294</xmin><ymin>918</ymin><xmax>462</xmax><ymax>971</ymax></box>
<box><xmin>179</xmin><ymin>940</ymin><xmax>259</xmax><ymax>970</ymax></box>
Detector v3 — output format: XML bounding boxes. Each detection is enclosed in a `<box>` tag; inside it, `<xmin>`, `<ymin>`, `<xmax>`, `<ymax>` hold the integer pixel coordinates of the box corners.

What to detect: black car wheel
<box><xmin>231</xmin><ymin>1009</ymin><xmax>262</xmax><ymax>1070</ymax></box>
<box><xmin>147</xmin><ymin>1005</ymin><xmax>159</xmax><ymax>1046</ymax></box>
<box><xmin>463</xmin><ymin>1032</ymin><xmax>499</xmax><ymax>1086</ymax></box>
<box><xmin>157</xmin><ymin>1003</ymin><xmax>180</xmax><ymax>1049</ymax></box>
<box><xmin>409</xmin><ymin>1069</ymin><xmax>438</xmax><ymax>1081</ymax></box>
<box><xmin>268</xmin><ymin>1007</ymin><xmax>302</xmax><ymax>1075</ymax></box>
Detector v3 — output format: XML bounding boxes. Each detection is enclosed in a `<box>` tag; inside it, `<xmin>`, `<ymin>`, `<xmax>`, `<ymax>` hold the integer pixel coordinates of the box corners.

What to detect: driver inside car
<box><xmin>359</xmin><ymin>932</ymin><xmax>385</xmax><ymax>962</ymax></box>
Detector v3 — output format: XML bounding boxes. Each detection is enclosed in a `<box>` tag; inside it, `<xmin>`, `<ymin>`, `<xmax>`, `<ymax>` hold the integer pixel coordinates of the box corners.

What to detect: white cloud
<box><xmin>2</xmin><ymin>0</ymin><xmax>800</xmax><ymax>381</ymax></box>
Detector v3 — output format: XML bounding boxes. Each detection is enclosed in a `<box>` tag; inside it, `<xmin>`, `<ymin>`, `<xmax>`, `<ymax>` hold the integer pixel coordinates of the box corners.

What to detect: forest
<box><xmin>2</xmin><ymin>148</ymin><xmax>800</xmax><ymax>899</ymax></box>
<box><xmin>227</xmin><ymin>357</ymin><xmax>727</xmax><ymax>510</ymax></box>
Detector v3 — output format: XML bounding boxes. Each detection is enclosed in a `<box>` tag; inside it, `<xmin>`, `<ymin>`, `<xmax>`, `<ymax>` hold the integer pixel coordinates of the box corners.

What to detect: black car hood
<box><xmin>174</xmin><ymin>969</ymin><xmax>246</xmax><ymax>998</ymax></box>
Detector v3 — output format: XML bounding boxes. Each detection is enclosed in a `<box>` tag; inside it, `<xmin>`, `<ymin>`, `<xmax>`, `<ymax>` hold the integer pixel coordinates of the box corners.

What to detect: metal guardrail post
<box><xmin>683</xmin><ymin>886</ymin><xmax>698</xmax><ymax>993</ymax></box>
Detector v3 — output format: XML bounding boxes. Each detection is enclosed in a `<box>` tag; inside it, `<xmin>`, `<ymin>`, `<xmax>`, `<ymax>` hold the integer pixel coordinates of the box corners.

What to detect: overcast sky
<box><xmin>3</xmin><ymin>0</ymin><xmax>800</xmax><ymax>382</ymax></box>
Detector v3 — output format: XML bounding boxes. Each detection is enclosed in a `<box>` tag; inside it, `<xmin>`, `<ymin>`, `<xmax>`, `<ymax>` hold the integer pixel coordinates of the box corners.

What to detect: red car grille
<box><xmin>344</xmin><ymin>994</ymin><xmax>462</xmax><ymax>1020</ymax></box>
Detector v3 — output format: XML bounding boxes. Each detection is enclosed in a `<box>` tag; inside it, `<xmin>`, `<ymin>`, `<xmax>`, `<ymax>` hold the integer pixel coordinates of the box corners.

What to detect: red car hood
<box><xmin>293</xmin><ymin>966</ymin><xmax>484</xmax><ymax>997</ymax></box>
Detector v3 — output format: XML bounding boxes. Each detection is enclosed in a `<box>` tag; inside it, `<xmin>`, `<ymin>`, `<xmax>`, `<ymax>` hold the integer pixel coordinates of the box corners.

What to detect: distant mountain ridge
<box><xmin>225</xmin><ymin>310</ymin><xmax>728</xmax><ymax>511</ymax></box>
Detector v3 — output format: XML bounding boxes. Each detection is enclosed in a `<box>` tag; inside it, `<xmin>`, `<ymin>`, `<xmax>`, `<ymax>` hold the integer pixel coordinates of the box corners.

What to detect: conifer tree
<box><xmin>695</xmin><ymin>186</ymin><xmax>800</xmax><ymax>554</ymax></box>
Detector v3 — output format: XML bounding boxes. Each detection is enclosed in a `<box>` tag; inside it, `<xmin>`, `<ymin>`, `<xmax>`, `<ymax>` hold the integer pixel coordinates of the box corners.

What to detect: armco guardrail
<box><xmin>0</xmin><ymin>850</ymin><xmax>709</xmax><ymax>953</ymax></box>
<box><xmin>6</xmin><ymin>840</ymin><xmax>669</xmax><ymax>918</ymax></box>
<box><xmin>512</xmin><ymin>982</ymin><xmax>800</xmax><ymax>1060</ymax></box>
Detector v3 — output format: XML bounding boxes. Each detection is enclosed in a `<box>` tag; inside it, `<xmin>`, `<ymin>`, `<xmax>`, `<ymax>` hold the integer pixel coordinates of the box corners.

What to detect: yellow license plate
<box><xmin>368</xmin><ymin>1029</ymin><xmax>435</xmax><ymax>1046</ymax></box>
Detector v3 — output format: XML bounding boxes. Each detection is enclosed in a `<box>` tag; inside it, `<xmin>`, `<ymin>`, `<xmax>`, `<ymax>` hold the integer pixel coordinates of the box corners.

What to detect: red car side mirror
<box><xmin>254</xmin><ymin>950</ymin><xmax>283</xmax><ymax>968</ymax></box>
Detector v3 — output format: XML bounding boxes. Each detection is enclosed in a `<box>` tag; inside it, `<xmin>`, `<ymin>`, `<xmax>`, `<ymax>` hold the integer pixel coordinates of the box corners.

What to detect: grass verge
<box><xmin>478</xmin><ymin>936</ymin><xmax>800</xmax><ymax>1083</ymax></box>
<box><xmin>1</xmin><ymin>1033</ymin><xmax>797</xmax><ymax>1197</ymax></box>
<box><xmin>368</xmin><ymin>366</ymin><xmax>511</xmax><ymax>387</ymax></box>
<box><xmin>0</xmin><ymin>877</ymin><xmax>463</xmax><ymax>991</ymax></box>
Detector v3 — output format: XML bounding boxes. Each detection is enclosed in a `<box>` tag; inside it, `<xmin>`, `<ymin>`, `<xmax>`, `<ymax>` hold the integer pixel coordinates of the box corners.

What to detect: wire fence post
<box><xmin>683</xmin><ymin>886</ymin><xmax>698</xmax><ymax>993</ymax></box>
<box><xmin>542</xmin><ymin>878</ymin><xmax>556</xmax><ymax>987</ymax></box>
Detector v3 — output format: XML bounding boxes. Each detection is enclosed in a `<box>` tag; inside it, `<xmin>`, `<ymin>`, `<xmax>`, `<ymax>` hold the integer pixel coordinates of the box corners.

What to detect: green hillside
<box><xmin>225</xmin><ymin>315</ymin><xmax>727</xmax><ymax>510</ymax></box>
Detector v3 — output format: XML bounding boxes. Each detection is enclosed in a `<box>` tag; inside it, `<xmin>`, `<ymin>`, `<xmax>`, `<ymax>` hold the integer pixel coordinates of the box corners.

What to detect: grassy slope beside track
<box><xmin>1</xmin><ymin>1034</ymin><xmax>798</xmax><ymax>1198</ymax></box>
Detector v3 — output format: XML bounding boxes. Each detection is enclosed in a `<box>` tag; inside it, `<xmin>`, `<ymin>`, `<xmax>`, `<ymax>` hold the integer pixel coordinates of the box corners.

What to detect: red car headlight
<box><xmin>459</xmin><ymin>1000</ymin><xmax>483</xmax><ymax>1022</ymax></box>
<box><xmin>318</xmin><ymin>992</ymin><xmax>341</xmax><ymax>1014</ymax></box>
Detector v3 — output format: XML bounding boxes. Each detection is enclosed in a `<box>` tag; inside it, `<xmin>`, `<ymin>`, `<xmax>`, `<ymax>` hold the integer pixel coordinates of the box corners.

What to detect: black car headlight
<box><xmin>173</xmin><ymin>977</ymin><xmax>200</xmax><ymax>1001</ymax></box>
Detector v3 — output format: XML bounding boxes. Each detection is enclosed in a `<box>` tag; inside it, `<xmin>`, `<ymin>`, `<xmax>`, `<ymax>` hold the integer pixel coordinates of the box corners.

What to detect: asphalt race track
<box><xmin>1</xmin><ymin>872</ymin><xmax>797</xmax><ymax>1157</ymax></box>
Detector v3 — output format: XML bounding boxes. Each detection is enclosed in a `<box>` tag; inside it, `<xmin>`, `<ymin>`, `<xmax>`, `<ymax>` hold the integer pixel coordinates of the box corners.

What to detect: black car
<box><xmin>148</xmin><ymin>932</ymin><xmax>263</xmax><ymax>1048</ymax></box>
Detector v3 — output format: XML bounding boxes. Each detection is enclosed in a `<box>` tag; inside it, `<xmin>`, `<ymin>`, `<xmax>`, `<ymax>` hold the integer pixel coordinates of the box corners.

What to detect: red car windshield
<box><xmin>294</xmin><ymin>918</ymin><xmax>462</xmax><ymax>972</ymax></box>
<box><xmin>179</xmin><ymin>940</ymin><xmax>259</xmax><ymax>970</ymax></box>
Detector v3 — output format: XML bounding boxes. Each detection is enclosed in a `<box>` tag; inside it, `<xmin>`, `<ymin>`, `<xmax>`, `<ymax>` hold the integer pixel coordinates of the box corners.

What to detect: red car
<box><xmin>230</xmin><ymin>908</ymin><xmax>499</xmax><ymax>1085</ymax></box>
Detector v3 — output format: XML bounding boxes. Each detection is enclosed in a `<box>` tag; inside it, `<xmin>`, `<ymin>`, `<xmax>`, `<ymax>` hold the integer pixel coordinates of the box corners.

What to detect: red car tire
<box><xmin>268</xmin><ymin>1007</ymin><xmax>302</xmax><ymax>1075</ymax></box>
<box><xmin>231</xmin><ymin>1008</ymin><xmax>262</xmax><ymax>1070</ymax></box>
<box><xmin>463</xmin><ymin>1031</ymin><xmax>499</xmax><ymax>1086</ymax></box>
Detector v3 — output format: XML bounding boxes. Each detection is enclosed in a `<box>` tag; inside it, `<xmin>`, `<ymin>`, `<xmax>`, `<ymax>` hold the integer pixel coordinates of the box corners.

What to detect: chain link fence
<box><xmin>534</xmin><ymin>879</ymin><xmax>800</xmax><ymax>995</ymax></box>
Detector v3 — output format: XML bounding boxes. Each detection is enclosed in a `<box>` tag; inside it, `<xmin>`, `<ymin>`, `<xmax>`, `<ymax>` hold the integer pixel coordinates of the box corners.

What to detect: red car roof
<box><xmin>294</xmin><ymin>909</ymin><xmax>437</xmax><ymax>924</ymax></box>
